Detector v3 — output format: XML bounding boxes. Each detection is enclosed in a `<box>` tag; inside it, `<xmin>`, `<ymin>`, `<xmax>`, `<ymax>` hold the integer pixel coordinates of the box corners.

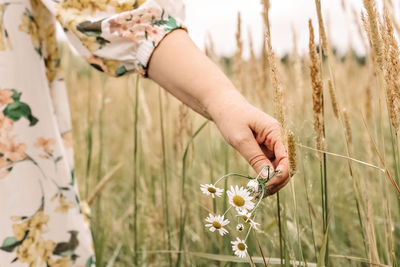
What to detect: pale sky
<box><xmin>183</xmin><ymin>0</ymin><xmax>390</xmax><ymax>58</ymax></box>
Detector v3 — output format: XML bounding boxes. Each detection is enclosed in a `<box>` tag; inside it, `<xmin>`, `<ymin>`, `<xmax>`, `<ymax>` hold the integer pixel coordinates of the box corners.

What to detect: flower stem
<box><xmin>214</xmin><ymin>173</ymin><xmax>252</xmax><ymax>186</ymax></box>
<box><xmin>222</xmin><ymin>206</ymin><xmax>232</xmax><ymax>216</ymax></box>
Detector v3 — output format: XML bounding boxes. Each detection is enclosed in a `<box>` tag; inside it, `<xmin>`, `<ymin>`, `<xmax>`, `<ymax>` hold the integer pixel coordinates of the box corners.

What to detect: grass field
<box><xmin>61</xmin><ymin>0</ymin><xmax>400</xmax><ymax>266</ymax></box>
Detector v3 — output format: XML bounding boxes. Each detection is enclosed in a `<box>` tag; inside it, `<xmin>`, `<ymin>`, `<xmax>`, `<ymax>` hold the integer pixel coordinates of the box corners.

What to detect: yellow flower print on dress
<box><xmin>0</xmin><ymin>3</ymin><xmax>12</xmax><ymax>51</ymax></box>
<box><xmin>48</xmin><ymin>256</ymin><xmax>73</xmax><ymax>267</ymax></box>
<box><xmin>19</xmin><ymin>8</ymin><xmax>42</xmax><ymax>56</ymax></box>
<box><xmin>54</xmin><ymin>195</ymin><xmax>75</xmax><ymax>213</ymax></box>
<box><xmin>79</xmin><ymin>201</ymin><xmax>91</xmax><ymax>224</ymax></box>
<box><xmin>29</xmin><ymin>0</ymin><xmax>62</xmax><ymax>82</ymax></box>
<box><xmin>1</xmin><ymin>204</ymin><xmax>84</xmax><ymax>265</ymax></box>
<box><xmin>58</xmin><ymin>0</ymin><xmax>145</xmax><ymax>13</ymax></box>
<box><xmin>12</xmin><ymin>220</ymin><xmax>29</xmax><ymax>241</ymax></box>
<box><xmin>0</xmin><ymin>4</ymin><xmax>5</xmax><ymax>50</ymax></box>
<box><xmin>1</xmin><ymin>208</ymin><xmax>57</xmax><ymax>266</ymax></box>
<box><xmin>56</xmin><ymin>8</ymin><xmax>108</xmax><ymax>52</ymax></box>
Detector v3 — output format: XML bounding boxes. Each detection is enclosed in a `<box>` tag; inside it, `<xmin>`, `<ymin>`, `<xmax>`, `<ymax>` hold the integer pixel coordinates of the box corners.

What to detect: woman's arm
<box><xmin>148</xmin><ymin>29</ymin><xmax>289</xmax><ymax>195</ymax></box>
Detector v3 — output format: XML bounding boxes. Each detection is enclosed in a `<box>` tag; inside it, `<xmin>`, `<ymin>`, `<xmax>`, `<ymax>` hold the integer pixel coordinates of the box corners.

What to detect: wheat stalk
<box><xmin>308</xmin><ymin>19</ymin><xmax>325</xmax><ymax>155</ymax></box>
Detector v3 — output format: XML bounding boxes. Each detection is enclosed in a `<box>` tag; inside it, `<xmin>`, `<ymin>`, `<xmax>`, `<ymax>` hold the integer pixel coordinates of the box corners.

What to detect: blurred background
<box><xmin>61</xmin><ymin>0</ymin><xmax>400</xmax><ymax>266</ymax></box>
<box><xmin>184</xmin><ymin>0</ymin><xmax>369</xmax><ymax>57</ymax></box>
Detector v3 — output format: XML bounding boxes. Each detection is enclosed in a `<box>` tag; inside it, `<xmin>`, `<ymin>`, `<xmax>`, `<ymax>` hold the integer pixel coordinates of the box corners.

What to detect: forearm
<box><xmin>147</xmin><ymin>29</ymin><xmax>289</xmax><ymax>192</ymax></box>
<box><xmin>147</xmin><ymin>29</ymin><xmax>247</xmax><ymax>121</ymax></box>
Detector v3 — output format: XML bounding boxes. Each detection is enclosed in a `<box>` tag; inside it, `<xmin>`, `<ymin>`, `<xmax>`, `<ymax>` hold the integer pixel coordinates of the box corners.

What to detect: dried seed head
<box><xmin>363</xmin><ymin>0</ymin><xmax>384</xmax><ymax>69</ymax></box>
<box><xmin>381</xmin><ymin>9</ymin><xmax>400</xmax><ymax>131</ymax></box>
<box><xmin>314</xmin><ymin>0</ymin><xmax>329</xmax><ymax>54</ymax></box>
<box><xmin>308</xmin><ymin>19</ymin><xmax>325</xmax><ymax>155</ymax></box>
<box><xmin>287</xmin><ymin>131</ymin><xmax>297</xmax><ymax>176</ymax></box>
<box><xmin>263</xmin><ymin>0</ymin><xmax>286</xmax><ymax>132</ymax></box>
<box><xmin>343</xmin><ymin>108</ymin><xmax>353</xmax><ymax>144</ymax></box>
<box><xmin>173</xmin><ymin>103</ymin><xmax>191</xmax><ymax>154</ymax></box>
<box><xmin>352</xmin><ymin>8</ymin><xmax>369</xmax><ymax>53</ymax></box>
<box><xmin>365</xmin><ymin>85</ymin><xmax>372</xmax><ymax>121</ymax></box>
<box><xmin>328</xmin><ymin>80</ymin><xmax>339</xmax><ymax>119</ymax></box>
<box><xmin>233</xmin><ymin>12</ymin><xmax>245</xmax><ymax>93</ymax></box>
<box><xmin>261</xmin><ymin>0</ymin><xmax>271</xmax><ymax>36</ymax></box>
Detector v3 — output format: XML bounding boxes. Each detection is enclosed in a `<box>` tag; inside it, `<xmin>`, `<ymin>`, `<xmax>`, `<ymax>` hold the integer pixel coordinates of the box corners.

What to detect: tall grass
<box><xmin>60</xmin><ymin>0</ymin><xmax>400</xmax><ymax>265</ymax></box>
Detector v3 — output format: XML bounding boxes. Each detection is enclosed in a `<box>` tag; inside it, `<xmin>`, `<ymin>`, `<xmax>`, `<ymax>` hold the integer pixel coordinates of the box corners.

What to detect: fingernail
<box><xmin>260</xmin><ymin>166</ymin><xmax>273</xmax><ymax>179</ymax></box>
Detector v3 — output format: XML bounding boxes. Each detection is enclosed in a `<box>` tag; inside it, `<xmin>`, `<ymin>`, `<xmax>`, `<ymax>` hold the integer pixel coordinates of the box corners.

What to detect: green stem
<box><xmin>214</xmin><ymin>173</ymin><xmax>252</xmax><ymax>186</ymax></box>
<box><xmin>175</xmin><ymin>121</ymin><xmax>208</xmax><ymax>267</ymax></box>
<box><xmin>277</xmin><ymin>192</ymin><xmax>283</xmax><ymax>267</ymax></box>
<box><xmin>222</xmin><ymin>206</ymin><xmax>233</xmax><ymax>217</ymax></box>
<box><xmin>132</xmin><ymin>76</ymin><xmax>140</xmax><ymax>266</ymax></box>
<box><xmin>158</xmin><ymin>87</ymin><xmax>172</xmax><ymax>266</ymax></box>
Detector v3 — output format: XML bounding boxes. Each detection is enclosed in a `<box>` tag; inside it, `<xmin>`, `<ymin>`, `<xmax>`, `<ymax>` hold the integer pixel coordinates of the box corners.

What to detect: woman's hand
<box><xmin>148</xmin><ymin>29</ymin><xmax>289</xmax><ymax>195</ymax></box>
<box><xmin>207</xmin><ymin>90</ymin><xmax>289</xmax><ymax>195</ymax></box>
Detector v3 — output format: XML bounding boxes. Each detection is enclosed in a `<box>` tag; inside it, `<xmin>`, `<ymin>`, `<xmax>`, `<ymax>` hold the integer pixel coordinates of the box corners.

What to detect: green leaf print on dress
<box><xmin>153</xmin><ymin>14</ymin><xmax>180</xmax><ymax>32</ymax></box>
<box><xmin>1</xmin><ymin>89</ymin><xmax>38</xmax><ymax>126</ymax></box>
<box><xmin>0</xmin><ymin>236</ymin><xmax>20</xmax><ymax>252</ymax></box>
<box><xmin>77</xmin><ymin>20</ymin><xmax>110</xmax><ymax>49</ymax></box>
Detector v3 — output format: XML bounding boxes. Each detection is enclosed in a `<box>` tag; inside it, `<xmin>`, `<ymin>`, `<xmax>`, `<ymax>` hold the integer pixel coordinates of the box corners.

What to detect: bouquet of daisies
<box><xmin>200</xmin><ymin>166</ymin><xmax>280</xmax><ymax>258</ymax></box>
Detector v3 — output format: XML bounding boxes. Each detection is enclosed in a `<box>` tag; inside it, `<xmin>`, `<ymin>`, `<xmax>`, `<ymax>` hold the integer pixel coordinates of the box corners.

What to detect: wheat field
<box><xmin>61</xmin><ymin>0</ymin><xmax>399</xmax><ymax>266</ymax></box>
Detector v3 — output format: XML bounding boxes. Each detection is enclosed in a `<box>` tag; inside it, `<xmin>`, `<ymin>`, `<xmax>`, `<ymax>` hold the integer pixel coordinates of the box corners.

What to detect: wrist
<box><xmin>203</xmin><ymin>88</ymin><xmax>249</xmax><ymax>122</ymax></box>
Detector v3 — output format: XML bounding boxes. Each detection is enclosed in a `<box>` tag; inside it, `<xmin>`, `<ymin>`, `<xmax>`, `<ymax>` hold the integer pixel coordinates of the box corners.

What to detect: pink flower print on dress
<box><xmin>0</xmin><ymin>89</ymin><xmax>13</xmax><ymax>105</ymax></box>
<box><xmin>0</xmin><ymin>137</ymin><xmax>27</xmax><ymax>179</ymax></box>
<box><xmin>35</xmin><ymin>137</ymin><xmax>55</xmax><ymax>158</ymax></box>
<box><xmin>0</xmin><ymin>113</ymin><xmax>14</xmax><ymax>141</ymax></box>
<box><xmin>7</xmin><ymin>140</ymin><xmax>27</xmax><ymax>162</ymax></box>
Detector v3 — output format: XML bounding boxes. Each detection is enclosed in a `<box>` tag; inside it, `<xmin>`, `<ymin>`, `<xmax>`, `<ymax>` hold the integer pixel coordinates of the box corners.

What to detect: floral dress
<box><xmin>0</xmin><ymin>0</ymin><xmax>185</xmax><ymax>266</ymax></box>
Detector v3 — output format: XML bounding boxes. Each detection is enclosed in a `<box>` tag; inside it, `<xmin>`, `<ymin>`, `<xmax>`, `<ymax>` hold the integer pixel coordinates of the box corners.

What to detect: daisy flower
<box><xmin>205</xmin><ymin>213</ymin><xmax>230</xmax><ymax>236</ymax></box>
<box><xmin>200</xmin><ymin>184</ymin><xmax>224</xmax><ymax>198</ymax></box>
<box><xmin>249</xmin><ymin>219</ymin><xmax>260</xmax><ymax>231</ymax></box>
<box><xmin>236</xmin><ymin>223</ymin><xmax>244</xmax><ymax>232</ymax></box>
<box><xmin>227</xmin><ymin>185</ymin><xmax>255</xmax><ymax>212</ymax></box>
<box><xmin>231</xmin><ymin>237</ymin><xmax>248</xmax><ymax>258</ymax></box>
<box><xmin>246</xmin><ymin>179</ymin><xmax>260</xmax><ymax>194</ymax></box>
<box><xmin>238</xmin><ymin>210</ymin><xmax>260</xmax><ymax>231</ymax></box>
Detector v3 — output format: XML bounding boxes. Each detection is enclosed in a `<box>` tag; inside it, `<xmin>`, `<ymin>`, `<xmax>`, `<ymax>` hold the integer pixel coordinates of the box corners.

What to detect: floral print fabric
<box><xmin>47</xmin><ymin>0</ymin><xmax>186</xmax><ymax>76</ymax></box>
<box><xmin>0</xmin><ymin>0</ymin><xmax>185</xmax><ymax>266</ymax></box>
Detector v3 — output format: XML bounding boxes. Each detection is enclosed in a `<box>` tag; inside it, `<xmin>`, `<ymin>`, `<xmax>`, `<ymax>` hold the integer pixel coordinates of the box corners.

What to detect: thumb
<box><xmin>230</xmin><ymin>129</ymin><xmax>274</xmax><ymax>178</ymax></box>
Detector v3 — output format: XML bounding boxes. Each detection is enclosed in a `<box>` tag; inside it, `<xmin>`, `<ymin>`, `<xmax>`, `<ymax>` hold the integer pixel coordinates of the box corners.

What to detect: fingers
<box><xmin>226</xmin><ymin>110</ymin><xmax>291</xmax><ymax>196</ymax></box>
<box><xmin>263</xmin><ymin>129</ymin><xmax>290</xmax><ymax>195</ymax></box>
<box><xmin>229</xmin><ymin>128</ymin><xmax>274</xmax><ymax>176</ymax></box>
<box><xmin>266</xmin><ymin>157</ymin><xmax>289</xmax><ymax>195</ymax></box>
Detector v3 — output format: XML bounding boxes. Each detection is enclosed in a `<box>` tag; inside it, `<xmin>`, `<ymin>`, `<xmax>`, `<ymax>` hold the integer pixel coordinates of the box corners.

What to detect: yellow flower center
<box><xmin>212</xmin><ymin>221</ymin><xmax>222</xmax><ymax>229</ymax></box>
<box><xmin>208</xmin><ymin>187</ymin><xmax>216</xmax><ymax>193</ymax></box>
<box><xmin>233</xmin><ymin>195</ymin><xmax>245</xmax><ymax>207</ymax></box>
<box><xmin>243</xmin><ymin>215</ymin><xmax>249</xmax><ymax>222</ymax></box>
<box><xmin>238</xmin><ymin>243</ymin><xmax>246</xmax><ymax>251</ymax></box>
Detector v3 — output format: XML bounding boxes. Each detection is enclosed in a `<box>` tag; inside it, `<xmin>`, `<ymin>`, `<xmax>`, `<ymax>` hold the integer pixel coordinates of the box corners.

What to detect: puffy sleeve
<box><xmin>40</xmin><ymin>0</ymin><xmax>186</xmax><ymax>77</ymax></box>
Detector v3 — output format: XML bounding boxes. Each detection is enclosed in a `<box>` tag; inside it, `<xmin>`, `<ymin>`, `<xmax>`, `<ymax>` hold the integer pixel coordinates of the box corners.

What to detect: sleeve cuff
<box><xmin>136</xmin><ymin>26</ymin><xmax>186</xmax><ymax>77</ymax></box>
<box><xmin>100</xmin><ymin>0</ymin><xmax>187</xmax><ymax>77</ymax></box>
